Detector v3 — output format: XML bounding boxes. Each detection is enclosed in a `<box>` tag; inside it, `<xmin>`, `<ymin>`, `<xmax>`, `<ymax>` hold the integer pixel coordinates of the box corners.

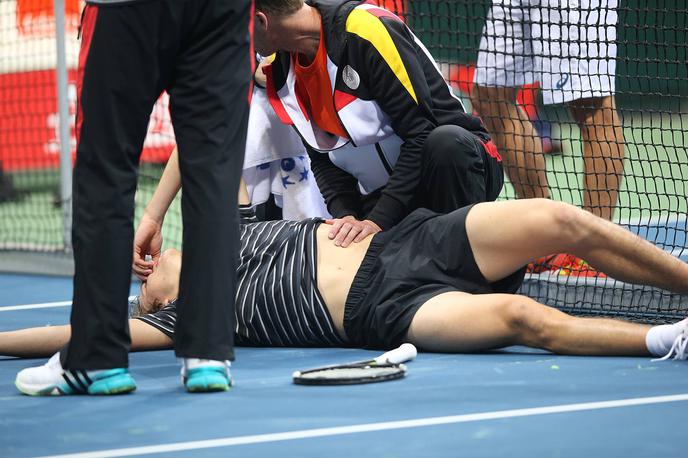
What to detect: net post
<box><xmin>54</xmin><ymin>0</ymin><xmax>73</xmax><ymax>252</ymax></box>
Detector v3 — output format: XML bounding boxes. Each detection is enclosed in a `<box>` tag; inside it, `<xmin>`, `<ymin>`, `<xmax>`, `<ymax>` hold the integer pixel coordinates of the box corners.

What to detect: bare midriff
<box><xmin>315</xmin><ymin>224</ymin><xmax>373</xmax><ymax>342</ymax></box>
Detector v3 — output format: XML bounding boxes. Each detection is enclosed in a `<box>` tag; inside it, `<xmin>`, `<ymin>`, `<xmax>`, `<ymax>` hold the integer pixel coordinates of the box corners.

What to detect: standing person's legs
<box><xmin>569</xmin><ymin>95</ymin><xmax>625</xmax><ymax>220</ymax></box>
<box><xmin>419</xmin><ymin>125</ymin><xmax>504</xmax><ymax>212</ymax></box>
<box><xmin>535</xmin><ymin>0</ymin><xmax>622</xmax><ymax>220</ymax></box>
<box><xmin>169</xmin><ymin>0</ymin><xmax>251</xmax><ymax>364</ymax></box>
<box><xmin>472</xmin><ymin>0</ymin><xmax>549</xmax><ymax>199</ymax></box>
<box><xmin>64</xmin><ymin>4</ymin><xmax>170</xmax><ymax>371</ymax></box>
<box><xmin>471</xmin><ymin>86</ymin><xmax>549</xmax><ymax>199</ymax></box>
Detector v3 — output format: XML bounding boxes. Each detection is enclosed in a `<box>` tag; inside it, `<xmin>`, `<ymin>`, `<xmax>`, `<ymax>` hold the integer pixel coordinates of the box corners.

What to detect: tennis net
<box><xmin>0</xmin><ymin>0</ymin><xmax>182</xmax><ymax>256</ymax></box>
<box><xmin>385</xmin><ymin>0</ymin><xmax>687</xmax><ymax>321</ymax></box>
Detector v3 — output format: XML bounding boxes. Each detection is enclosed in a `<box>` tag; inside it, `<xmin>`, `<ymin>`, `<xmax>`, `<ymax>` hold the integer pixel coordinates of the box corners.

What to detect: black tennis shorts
<box><xmin>343</xmin><ymin>205</ymin><xmax>526</xmax><ymax>350</ymax></box>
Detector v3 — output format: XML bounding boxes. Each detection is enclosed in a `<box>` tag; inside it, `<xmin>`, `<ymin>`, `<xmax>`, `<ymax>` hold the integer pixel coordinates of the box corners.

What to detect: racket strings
<box><xmin>299</xmin><ymin>366</ymin><xmax>402</xmax><ymax>379</ymax></box>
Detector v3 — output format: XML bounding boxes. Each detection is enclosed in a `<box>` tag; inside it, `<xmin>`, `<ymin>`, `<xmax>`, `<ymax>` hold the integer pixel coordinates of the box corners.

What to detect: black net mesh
<box><xmin>379</xmin><ymin>0</ymin><xmax>687</xmax><ymax>322</ymax></box>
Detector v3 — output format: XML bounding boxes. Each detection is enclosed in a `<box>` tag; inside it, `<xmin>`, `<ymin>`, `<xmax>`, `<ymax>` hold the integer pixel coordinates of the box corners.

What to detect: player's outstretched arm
<box><xmin>0</xmin><ymin>320</ymin><xmax>172</xmax><ymax>358</ymax></box>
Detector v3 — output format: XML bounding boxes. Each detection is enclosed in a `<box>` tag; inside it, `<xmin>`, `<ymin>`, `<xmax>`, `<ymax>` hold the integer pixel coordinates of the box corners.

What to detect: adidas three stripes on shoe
<box><xmin>15</xmin><ymin>352</ymin><xmax>136</xmax><ymax>396</ymax></box>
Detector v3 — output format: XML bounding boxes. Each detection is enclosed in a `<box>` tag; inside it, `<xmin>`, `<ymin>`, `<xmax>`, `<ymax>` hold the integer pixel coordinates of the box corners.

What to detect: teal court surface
<box><xmin>1</xmin><ymin>270</ymin><xmax>686</xmax><ymax>458</ymax></box>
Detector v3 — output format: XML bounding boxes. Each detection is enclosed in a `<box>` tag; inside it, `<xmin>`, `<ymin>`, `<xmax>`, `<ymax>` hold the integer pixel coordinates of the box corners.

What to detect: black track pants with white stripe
<box><xmin>63</xmin><ymin>0</ymin><xmax>252</xmax><ymax>369</ymax></box>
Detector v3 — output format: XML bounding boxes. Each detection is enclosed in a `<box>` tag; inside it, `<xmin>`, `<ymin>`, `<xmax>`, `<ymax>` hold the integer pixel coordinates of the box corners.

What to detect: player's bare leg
<box><xmin>406</xmin><ymin>291</ymin><xmax>651</xmax><ymax>355</ymax></box>
<box><xmin>471</xmin><ymin>85</ymin><xmax>549</xmax><ymax>199</ymax></box>
<box><xmin>569</xmin><ymin>95</ymin><xmax>625</xmax><ymax>221</ymax></box>
<box><xmin>465</xmin><ymin>199</ymin><xmax>688</xmax><ymax>294</ymax></box>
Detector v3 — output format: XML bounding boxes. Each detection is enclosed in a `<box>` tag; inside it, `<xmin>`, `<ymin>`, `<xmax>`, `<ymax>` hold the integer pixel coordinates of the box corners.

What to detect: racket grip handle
<box><xmin>375</xmin><ymin>343</ymin><xmax>417</xmax><ymax>364</ymax></box>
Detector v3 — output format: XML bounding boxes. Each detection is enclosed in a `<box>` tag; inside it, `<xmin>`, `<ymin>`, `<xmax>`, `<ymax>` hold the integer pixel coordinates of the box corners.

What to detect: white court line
<box><xmin>0</xmin><ymin>301</ymin><xmax>71</xmax><ymax>312</ymax></box>
<box><xmin>36</xmin><ymin>393</ymin><xmax>688</xmax><ymax>458</ymax></box>
<box><xmin>616</xmin><ymin>213</ymin><xmax>686</xmax><ymax>227</ymax></box>
<box><xmin>671</xmin><ymin>247</ymin><xmax>688</xmax><ymax>258</ymax></box>
<box><xmin>0</xmin><ymin>297</ymin><xmax>138</xmax><ymax>312</ymax></box>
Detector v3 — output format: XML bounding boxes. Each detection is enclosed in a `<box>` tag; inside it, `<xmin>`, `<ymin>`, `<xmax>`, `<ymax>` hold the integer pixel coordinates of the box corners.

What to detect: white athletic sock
<box><xmin>645</xmin><ymin>318</ymin><xmax>688</xmax><ymax>357</ymax></box>
<box><xmin>183</xmin><ymin>358</ymin><xmax>230</xmax><ymax>371</ymax></box>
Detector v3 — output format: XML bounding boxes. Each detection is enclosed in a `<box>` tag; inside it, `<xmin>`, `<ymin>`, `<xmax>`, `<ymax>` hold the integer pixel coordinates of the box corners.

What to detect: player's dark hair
<box><xmin>255</xmin><ymin>0</ymin><xmax>303</xmax><ymax>16</ymax></box>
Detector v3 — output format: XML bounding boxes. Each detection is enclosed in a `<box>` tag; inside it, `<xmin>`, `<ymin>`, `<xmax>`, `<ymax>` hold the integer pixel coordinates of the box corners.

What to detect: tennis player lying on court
<box><xmin>5</xmin><ymin>199</ymin><xmax>687</xmax><ymax>365</ymax></box>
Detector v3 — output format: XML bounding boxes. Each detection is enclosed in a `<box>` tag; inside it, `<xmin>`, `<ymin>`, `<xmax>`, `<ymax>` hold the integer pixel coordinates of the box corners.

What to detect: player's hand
<box><xmin>325</xmin><ymin>216</ymin><xmax>381</xmax><ymax>248</ymax></box>
<box><xmin>253</xmin><ymin>60</ymin><xmax>270</xmax><ymax>88</ymax></box>
<box><xmin>133</xmin><ymin>212</ymin><xmax>163</xmax><ymax>281</ymax></box>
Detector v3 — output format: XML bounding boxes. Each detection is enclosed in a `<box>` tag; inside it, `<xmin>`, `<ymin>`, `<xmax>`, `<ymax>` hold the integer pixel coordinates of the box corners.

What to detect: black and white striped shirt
<box><xmin>136</xmin><ymin>219</ymin><xmax>345</xmax><ymax>347</ymax></box>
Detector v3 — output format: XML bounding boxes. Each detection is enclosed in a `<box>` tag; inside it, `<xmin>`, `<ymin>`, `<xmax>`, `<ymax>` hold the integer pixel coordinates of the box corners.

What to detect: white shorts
<box><xmin>474</xmin><ymin>0</ymin><xmax>618</xmax><ymax>104</ymax></box>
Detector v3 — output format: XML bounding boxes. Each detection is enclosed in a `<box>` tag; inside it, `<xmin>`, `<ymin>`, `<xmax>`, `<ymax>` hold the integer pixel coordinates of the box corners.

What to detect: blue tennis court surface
<box><xmin>621</xmin><ymin>215</ymin><xmax>687</xmax><ymax>260</ymax></box>
<box><xmin>2</xmin><ymin>273</ymin><xmax>687</xmax><ymax>458</ymax></box>
<box><xmin>1</xmin><ymin>215</ymin><xmax>687</xmax><ymax>457</ymax></box>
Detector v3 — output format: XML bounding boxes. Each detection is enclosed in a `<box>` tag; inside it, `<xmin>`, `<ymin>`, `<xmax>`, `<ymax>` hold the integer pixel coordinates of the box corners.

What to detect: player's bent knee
<box><xmin>516</xmin><ymin>199</ymin><xmax>580</xmax><ymax>240</ymax></box>
<box><xmin>501</xmin><ymin>296</ymin><xmax>554</xmax><ymax>348</ymax></box>
<box><xmin>543</xmin><ymin>200</ymin><xmax>592</xmax><ymax>247</ymax></box>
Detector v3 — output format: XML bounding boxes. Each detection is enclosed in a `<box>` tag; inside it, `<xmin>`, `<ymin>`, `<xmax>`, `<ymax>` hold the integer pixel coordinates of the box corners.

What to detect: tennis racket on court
<box><xmin>292</xmin><ymin>343</ymin><xmax>417</xmax><ymax>385</ymax></box>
